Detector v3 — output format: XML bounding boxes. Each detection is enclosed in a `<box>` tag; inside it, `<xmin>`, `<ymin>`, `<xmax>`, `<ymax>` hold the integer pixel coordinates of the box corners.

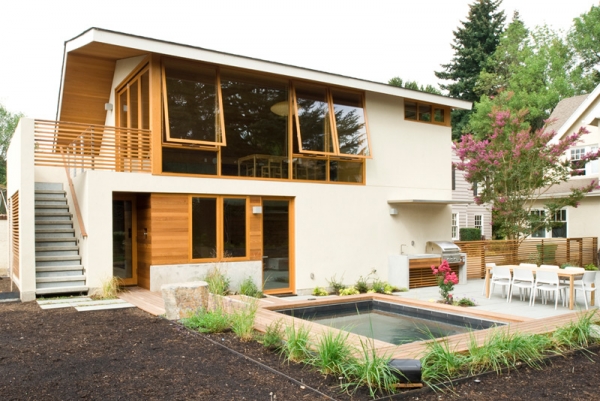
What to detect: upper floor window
<box><xmin>451</xmin><ymin>213</ymin><xmax>458</xmax><ymax>240</ymax></box>
<box><xmin>404</xmin><ymin>100</ymin><xmax>449</xmax><ymax>126</ymax></box>
<box><xmin>162</xmin><ymin>59</ymin><xmax>225</xmax><ymax>146</ymax></box>
<box><xmin>474</xmin><ymin>214</ymin><xmax>482</xmax><ymax>233</ymax></box>
<box><xmin>570</xmin><ymin>145</ymin><xmax>599</xmax><ymax>176</ymax></box>
<box><xmin>160</xmin><ymin>57</ymin><xmax>370</xmax><ymax>184</ymax></box>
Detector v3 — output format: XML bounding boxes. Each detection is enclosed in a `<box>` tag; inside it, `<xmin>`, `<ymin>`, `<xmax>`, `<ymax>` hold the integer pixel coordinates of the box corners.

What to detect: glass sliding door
<box><xmin>263</xmin><ymin>200</ymin><xmax>293</xmax><ymax>293</ymax></box>
<box><xmin>113</xmin><ymin>195</ymin><xmax>137</xmax><ymax>285</ymax></box>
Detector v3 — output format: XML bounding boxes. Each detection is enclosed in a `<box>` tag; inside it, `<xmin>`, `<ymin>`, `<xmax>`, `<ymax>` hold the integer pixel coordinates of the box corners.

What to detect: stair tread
<box><xmin>35</xmin><ymin>205</ymin><xmax>70</xmax><ymax>209</ymax></box>
<box><xmin>36</xmin><ymin>265</ymin><xmax>84</xmax><ymax>272</ymax></box>
<box><xmin>35</xmin><ymin>190</ymin><xmax>66</xmax><ymax>194</ymax></box>
<box><xmin>35</xmin><ymin>228</ymin><xmax>75</xmax><ymax>232</ymax></box>
<box><xmin>35</xmin><ymin>212</ymin><xmax>72</xmax><ymax>216</ymax></box>
<box><xmin>35</xmin><ymin>220</ymin><xmax>73</xmax><ymax>225</ymax></box>
<box><xmin>36</xmin><ymin>275</ymin><xmax>86</xmax><ymax>283</ymax></box>
<box><xmin>36</xmin><ymin>246</ymin><xmax>79</xmax><ymax>251</ymax></box>
<box><xmin>36</xmin><ymin>238</ymin><xmax>77</xmax><ymax>243</ymax></box>
<box><xmin>36</xmin><ymin>286</ymin><xmax>88</xmax><ymax>295</ymax></box>
<box><xmin>36</xmin><ymin>255</ymin><xmax>81</xmax><ymax>261</ymax></box>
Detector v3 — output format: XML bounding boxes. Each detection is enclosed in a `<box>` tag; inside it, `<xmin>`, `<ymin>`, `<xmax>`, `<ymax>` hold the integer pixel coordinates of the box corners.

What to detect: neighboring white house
<box><xmin>451</xmin><ymin>149</ymin><xmax>492</xmax><ymax>240</ymax></box>
<box><xmin>536</xmin><ymin>84</ymin><xmax>600</xmax><ymax>239</ymax></box>
<box><xmin>7</xmin><ymin>28</ymin><xmax>471</xmax><ymax>301</ymax></box>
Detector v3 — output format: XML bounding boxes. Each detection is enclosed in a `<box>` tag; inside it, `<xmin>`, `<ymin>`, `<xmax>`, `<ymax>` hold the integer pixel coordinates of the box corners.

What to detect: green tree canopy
<box><xmin>388</xmin><ymin>77</ymin><xmax>441</xmax><ymax>95</ymax></box>
<box><xmin>0</xmin><ymin>103</ymin><xmax>22</xmax><ymax>186</ymax></box>
<box><xmin>468</xmin><ymin>15</ymin><xmax>597</xmax><ymax>138</ymax></box>
<box><xmin>568</xmin><ymin>4</ymin><xmax>600</xmax><ymax>86</ymax></box>
<box><xmin>435</xmin><ymin>0</ymin><xmax>505</xmax><ymax>139</ymax></box>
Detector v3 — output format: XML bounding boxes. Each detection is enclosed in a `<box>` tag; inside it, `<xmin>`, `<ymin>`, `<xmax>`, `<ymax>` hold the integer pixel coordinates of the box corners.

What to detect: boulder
<box><xmin>161</xmin><ymin>281</ymin><xmax>209</xmax><ymax>320</ymax></box>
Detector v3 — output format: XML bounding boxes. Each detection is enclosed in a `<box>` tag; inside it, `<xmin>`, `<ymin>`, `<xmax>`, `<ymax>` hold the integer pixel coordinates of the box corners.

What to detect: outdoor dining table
<box><xmin>484</xmin><ymin>264</ymin><xmax>592</xmax><ymax>310</ymax></box>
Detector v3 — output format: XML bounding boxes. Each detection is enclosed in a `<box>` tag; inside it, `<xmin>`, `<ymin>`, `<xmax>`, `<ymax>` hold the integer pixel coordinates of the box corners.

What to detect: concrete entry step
<box><xmin>35</xmin><ymin>286</ymin><xmax>88</xmax><ymax>296</ymax></box>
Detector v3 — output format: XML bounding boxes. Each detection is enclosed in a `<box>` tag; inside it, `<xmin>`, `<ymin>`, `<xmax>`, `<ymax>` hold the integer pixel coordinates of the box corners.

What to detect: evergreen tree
<box><xmin>435</xmin><ymin>0</ymin><xmax>505</xmax><ymax>139</ymax></box>
<box><xmin>388</xmin><ymin>77</ymin><xmax>441</xmax><ymax>95</ymax></box>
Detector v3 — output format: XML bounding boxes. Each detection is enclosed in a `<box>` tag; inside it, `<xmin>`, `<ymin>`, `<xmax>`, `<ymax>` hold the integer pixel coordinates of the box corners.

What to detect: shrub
<box><xmin>431</xmin><ymin>260</ymin><xmax>458</xmax><ymax>304</ymax></box>
<box><xmin>339</xmin><ymin>286</ymin><xmax>360</xmax><ymax>296</ymax></box>
<box><xmin>355</xmin><ymin>275</ymin><xmax>370</xmax><ymax>293</ymax></box>
<box><xmin>204</xmin><ymin>266</ymin><xmax>230</xmax><ymax>295</ymax></box>
<box><xmin>459</xmin><ymin>228</ymin><xmax>481</xmax><ymax>241</ymax></box>
<box><xmin>239</xmin><ymin>277</ymin><xmax>262</xmax><ymax>298</ymax></box>
<box><xmin>280</xmin><ymin>322</ymin><xmax>312</xmax><ymax>363</ymax></box>
<box><xmin>341</xmin><ymin>337</ymin><xmax>399</xmax><ymax>398</ymax></box>
<box><xmin>312</xmin><ymin>287</ymin><xmax>329</xmax><ymax>296</ymax></box>
<box><xmin>371</xmin><ymin>279</ymin><xmax>396</xmax><ymax>295</ymax></box>
<box><xmin>456</xmin><ymin>297</ymin><xmax>476</xmax><ymax>307</ymax></box>
<box><xmin>182</xmin><ymin>307</ymin><xmax>230</xmax><ymax>333</ymax></box>
<box><xmin>261</xmin><ymin>319</ymin><xmax>284</xmax><ymax>350</ymax></box>
<box><xmin>230</xmin><ymin>300</ymin><xmax>258</xmax><ymax>342</ymax></box>
<box><xmin>585</xmin><ymin>264</ymin><xmax>599</xmax><ymax>271</ymax></box>
<box><xmin>309</xmin><ymin>330</ymin><xmax>356</xmax><ymax>375</ymax></box>
<box><xmin>327</xmin><ymin>274</ymin><xmax>346</xmax><ymax>295</ymax></box>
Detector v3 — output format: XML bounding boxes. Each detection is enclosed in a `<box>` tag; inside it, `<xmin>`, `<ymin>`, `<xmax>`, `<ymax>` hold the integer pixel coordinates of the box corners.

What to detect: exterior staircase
<box><xmin>35</xmin><ymin>182</ymin><xmax>87</xmax><ymax>296</ymax></box>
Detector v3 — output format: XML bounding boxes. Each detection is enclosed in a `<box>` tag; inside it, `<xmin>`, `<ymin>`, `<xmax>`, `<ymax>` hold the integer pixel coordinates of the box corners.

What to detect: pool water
<box><xmin>312</xmin><ymin>310</ymin><xmax>467</xmax><ymax>345</ymax></box>
<box><xmin>276</xmin><ymin>300</ymin><xmax>503</xmax><ymax>345</ymax></box>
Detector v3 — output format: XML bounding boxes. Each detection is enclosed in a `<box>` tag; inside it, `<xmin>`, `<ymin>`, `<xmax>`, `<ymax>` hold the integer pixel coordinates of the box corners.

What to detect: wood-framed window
<box><xmin>404</xmin><ymin>99</ymin><xmax>450</xmax><ymax>126</ymax></box>
<box><xmin>158</xmin><ymin>57</ymin><xmax>369</xmax><ymax>184</ymax></box>
<box><xmin>451</xmin><ymin>213</ymin><xmax>458</xmax><ymax>240</ymax></box>
<box><xmin>293</xmin><ymin>82</ymin><xmax>371</xmax><ymax>158</ymax></box>
<box><xmin>162</xmin><ymin>58</ymin><xmax>226</xmax><ymax>147</ymax></box>
<box><xmin>191</xmin><ymin>196</ymin><xmax>247</xmax><ymax>261</ymax></box>
<box><xmin>474</xmin><ymin>214</ymin><xmax>483</xmax><ymax>233</ymax></box>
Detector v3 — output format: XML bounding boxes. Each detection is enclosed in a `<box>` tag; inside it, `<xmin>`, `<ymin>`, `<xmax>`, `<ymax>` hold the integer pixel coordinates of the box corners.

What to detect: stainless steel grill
<box><xmin>425</xmin><ymin>241</ymin><xmax>462</xmax><ymax>264</ymax></box>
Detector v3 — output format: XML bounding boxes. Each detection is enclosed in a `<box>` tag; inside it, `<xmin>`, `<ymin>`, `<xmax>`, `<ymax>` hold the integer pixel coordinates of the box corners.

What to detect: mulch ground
<box><xmin>2</xmin><ymin>276</ymin><xmax>600</xmax><ymax>400</ymax></box>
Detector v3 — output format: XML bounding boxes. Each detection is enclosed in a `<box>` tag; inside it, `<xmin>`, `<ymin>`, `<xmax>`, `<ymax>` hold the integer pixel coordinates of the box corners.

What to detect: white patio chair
<box><xmin>509</xmin><ymin>268</ymin><xmax>534</xmax><ymax>304</ymax></box>
<box><xmin>489</xmin><ymin>266</ymin><xmax>512</xmax><ymax>301</ymax></box>
<box><xmin>532</xmin><ymin>270</ymin><xmax>568</xmax><ymax>309</ymax></box>
<box><xmin>574</xmin><ymin>271</ymin><xmax>597</xmax><ymax>310</ymax></box>
<box><xmin>482</xmin><ymin>263</ymin><xmax>496</xmax><ymax>295</ymax></box>
<box><xmin>519</xmin><ymin>263</ymin><xmax>538</xmax><ymax>268</ymax></box>
<box><xmin>539</xmin><ymin>264</ymin><xmax>559</xmax><ymax>269</ymax></box>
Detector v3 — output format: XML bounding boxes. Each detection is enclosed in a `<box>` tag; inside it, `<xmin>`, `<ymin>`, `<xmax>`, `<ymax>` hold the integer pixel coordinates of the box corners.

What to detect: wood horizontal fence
<box><xmin>34</xmin><ymin>120</ymin><xmax>151</xmax><ymax>172</ymax></box>
<box><xmin>455</xmin><ymin>237</ymin><xmax>598</xmax><ymax>279</ymax></box>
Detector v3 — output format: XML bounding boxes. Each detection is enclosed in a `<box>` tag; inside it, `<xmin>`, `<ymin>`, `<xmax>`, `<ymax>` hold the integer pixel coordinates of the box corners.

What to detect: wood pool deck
<box><xmin>119</xmin><ymin>288</ymin><xmax>596</xmax><ymax>359</ymax></box>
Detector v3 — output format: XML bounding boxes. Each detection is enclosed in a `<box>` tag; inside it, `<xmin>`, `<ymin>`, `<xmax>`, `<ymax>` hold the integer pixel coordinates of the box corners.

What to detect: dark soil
<box><xmin>1</xmin><ymin>279</ymin><xmax>600</xmax><ymax>400</ymax></box>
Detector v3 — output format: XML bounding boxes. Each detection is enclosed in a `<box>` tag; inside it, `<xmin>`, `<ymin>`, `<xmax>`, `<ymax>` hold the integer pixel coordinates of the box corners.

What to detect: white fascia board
<box><xmin>387</xmin><ymin>199</ymin><xmax>472</xmax><ymax>205</ymax></box>
<box><xmin>66</xmin><ymin>28</ymin><xmax>472</xmax><ymax>111</ymax></box>
<box><xmin>550</xmin><ymin>84</ymin><xmax>600</xmax><ymax>145</ymax></box>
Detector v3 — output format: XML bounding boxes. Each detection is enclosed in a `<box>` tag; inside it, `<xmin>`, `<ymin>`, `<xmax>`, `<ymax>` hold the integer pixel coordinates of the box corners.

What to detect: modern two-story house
<box><xmin>7</xmin><ymin>28</ymin><xmax>471</xmax><ymax>301</ymax></box>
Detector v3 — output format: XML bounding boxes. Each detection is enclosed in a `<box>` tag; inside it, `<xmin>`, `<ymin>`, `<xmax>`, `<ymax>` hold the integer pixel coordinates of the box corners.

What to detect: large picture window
<box><xmin>293</xmin><ymin>84</ymin><xmax>370</xmax><ymax>157</ymax></box>
<box><xmin>159</xmin><ymin>57</ymin><xmax>371</xmax><ymax>183</ymax></box>
<box><xmin>162</xmin><ymin>59</ymin><xmax>225</xmax><ymax>146</ymax></box>
<box><xmin>192</xmin><ymin>196</ymin><xmax>247</xmax><ymax>260</ymax></box>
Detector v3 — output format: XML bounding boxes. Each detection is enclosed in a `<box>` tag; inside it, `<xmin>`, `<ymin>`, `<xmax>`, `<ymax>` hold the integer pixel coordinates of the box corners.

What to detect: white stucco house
<box><xmin>7</xmin><ymin>28</ymin><xmax>471</xmax><ymax>301</ymax></box>
<box><xmin>534</xmin><ymin>84</ymin><xmax>600</xmax><ymax>240</ymax></box>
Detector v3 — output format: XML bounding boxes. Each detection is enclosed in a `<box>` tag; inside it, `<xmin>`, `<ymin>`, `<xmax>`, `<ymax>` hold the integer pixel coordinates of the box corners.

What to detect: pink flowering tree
<box><xmin>454</xmin><ymin>104</ymin><xmax>600</xmax><ymax>241</ymax></box>
<box><xmin>432</xmin><ymin>260</ymin><xmax>459</xmax><ymax>304</ymax></box>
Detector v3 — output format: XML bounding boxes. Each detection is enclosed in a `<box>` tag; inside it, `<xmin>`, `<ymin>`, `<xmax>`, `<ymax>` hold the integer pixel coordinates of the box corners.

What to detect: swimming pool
<box><xmin>275</xmin><ymin>300</ymin><xmax>504</xmax><ymax>345</ymax></box>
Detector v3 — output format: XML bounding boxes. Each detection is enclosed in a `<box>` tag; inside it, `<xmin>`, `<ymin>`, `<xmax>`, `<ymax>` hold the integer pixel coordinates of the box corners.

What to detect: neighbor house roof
<box><xmin>549</xmin><ymin>83</ymin><xmax>600</xmax><ymax>144</ymax></box>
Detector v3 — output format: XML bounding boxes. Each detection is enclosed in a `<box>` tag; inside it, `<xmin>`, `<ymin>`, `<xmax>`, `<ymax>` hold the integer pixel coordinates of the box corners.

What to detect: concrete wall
<box><xmin>6</xmin><ymin>118</ymin><xmax>36</xmax><ymax>301</ymax></box>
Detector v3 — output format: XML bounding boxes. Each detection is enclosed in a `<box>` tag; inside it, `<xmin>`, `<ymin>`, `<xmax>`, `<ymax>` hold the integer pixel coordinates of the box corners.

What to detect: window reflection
<box><xmin>332</xmin><ymin>90</ymin><xmax>369</xmax><ymax>157</ymax></box>
<box><xmin>220</xmin><ymin>70</ymin><xmax>289</xmax><ymax>178</ymax></box>
<box><xmin>295</xmin><ymin>83</ymin><xmax>333</xmax><ymax>154</ymax></box>
<box><xmin>163</xmin><ymin>60</ymin><xmax>222</xmax><ymax>144</ymax></box>
<box><xmin>192</xmin><ymin>197</ymin><xmax>217</xmax><ymax>259</ymax></box>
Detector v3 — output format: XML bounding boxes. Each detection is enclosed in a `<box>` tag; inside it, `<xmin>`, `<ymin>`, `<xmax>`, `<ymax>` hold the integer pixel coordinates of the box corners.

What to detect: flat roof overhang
<box><xmin>387</xmin><ymin>199</ymin><xmax>472</xmax><ymax>205</ymax></box>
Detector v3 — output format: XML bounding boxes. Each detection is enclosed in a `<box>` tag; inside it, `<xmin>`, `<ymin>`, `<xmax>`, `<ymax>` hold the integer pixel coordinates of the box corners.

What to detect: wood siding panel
<box><xmin>10</xmin><ymin>192</ymin><xmax>19</xmax><ymax>280</ymax></box>
<box><xmin>136</xmin><ymin>194</ymin><xmax>151</xmax><ymax>289</ymax></box>
<box><xmin>149</xmin><ymin>194</ymin><xmax>189</xmax><ymax>265</ymax></box>
<box><xmin>248</xmin><ymin>196</ymin><xmax>262</xmax><ymax>261</ymax></box>
<box><xmin>60</xmin><ymin>54</ymin><xmax>116</xmax><ymax>125</ymax></box>
<box><xmin>408</xmin><ymin>257</ymin><xmax>443</xmax><ymax>289</ymax></box>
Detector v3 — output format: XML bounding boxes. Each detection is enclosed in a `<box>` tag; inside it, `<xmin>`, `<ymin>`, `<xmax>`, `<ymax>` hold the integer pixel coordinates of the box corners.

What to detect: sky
<box><xmin>0</xmin><ymin>0</ymin><xmax>597</xmax><ymax>120</ymax></box>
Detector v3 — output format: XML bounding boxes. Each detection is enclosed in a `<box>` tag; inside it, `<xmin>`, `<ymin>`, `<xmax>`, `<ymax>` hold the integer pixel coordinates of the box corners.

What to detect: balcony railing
<box><xmin>34</xmin><ymin>120</ymin><xmax>151</xmax><ymax>173</ymax></box>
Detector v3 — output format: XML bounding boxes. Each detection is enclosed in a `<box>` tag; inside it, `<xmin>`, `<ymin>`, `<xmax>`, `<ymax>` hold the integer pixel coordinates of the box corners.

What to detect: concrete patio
<box><xmin>399</xmin><ymin>278</ymin><xmax>597</xmax><ymax>320</ymax></box>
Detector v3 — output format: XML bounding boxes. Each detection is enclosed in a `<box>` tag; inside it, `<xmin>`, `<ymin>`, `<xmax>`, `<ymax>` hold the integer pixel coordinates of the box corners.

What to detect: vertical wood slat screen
<box><xmin>408</xmin><ymin>257</ymin><xmax>443</xmax><ymax>289</ymax></box>
<box><xmin>454</xmin><ymin>238</ymin><xmax>598</xmax><ymax>279</ymax></box>
<box><xmin>10</xmin><ymin>192</ymin><xmax>19</xmax><ymax>279</ymax></box>
<box><xmin>248</xmin><ymin>197</ymin><xmax>262</xmax><ymax>261</ymax></box>
<box><xmin>34</xmin><ymin>120</ymin><xmax>151</xmax><ymax>172</ymax></box>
